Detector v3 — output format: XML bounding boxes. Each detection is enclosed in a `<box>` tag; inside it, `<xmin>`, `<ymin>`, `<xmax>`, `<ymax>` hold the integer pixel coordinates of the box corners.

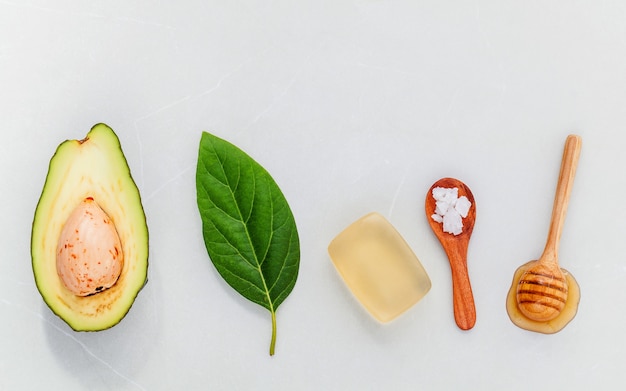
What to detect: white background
<box><xmin>1</xmin><ymin>1</ymin><xmax>625</xmax><ymax>390</ymax></box>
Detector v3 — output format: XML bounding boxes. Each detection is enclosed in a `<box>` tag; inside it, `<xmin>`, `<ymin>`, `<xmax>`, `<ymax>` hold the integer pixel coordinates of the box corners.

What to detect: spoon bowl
<box><xmin>426</xmin><ymin>177</ymin><xmax>476</xmax><ymax>330</ymax></box>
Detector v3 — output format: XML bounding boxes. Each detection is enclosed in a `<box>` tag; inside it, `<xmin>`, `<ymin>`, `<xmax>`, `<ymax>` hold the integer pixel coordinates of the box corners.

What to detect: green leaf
<box><xmin>196</xmin><ymin>131</ymin><xmax>300</xmax><ymax>356</ymax></box>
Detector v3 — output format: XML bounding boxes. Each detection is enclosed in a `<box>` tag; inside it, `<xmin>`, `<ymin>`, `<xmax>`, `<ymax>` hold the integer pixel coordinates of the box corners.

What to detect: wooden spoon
<box><xmin>515</xmin><ymin>135</ymin><xmax>582</xmax><ymax>322</ymax></box>
<box><xmin>426</xmin><ymin>178</ymin><xmax>476</xmax><ymax>330</ymax></box>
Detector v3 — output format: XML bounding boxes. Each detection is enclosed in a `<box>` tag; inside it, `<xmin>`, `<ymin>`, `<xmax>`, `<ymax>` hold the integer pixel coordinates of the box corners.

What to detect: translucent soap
<box><xmin>328</xmin><ymin>212</ymin><xmax>431</xmax><ymax>323</ymax></box>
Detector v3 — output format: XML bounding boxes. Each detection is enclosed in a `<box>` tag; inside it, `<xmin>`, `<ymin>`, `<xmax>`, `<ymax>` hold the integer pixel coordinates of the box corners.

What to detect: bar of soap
<box><xmin>328</xmin><ymin>212</ymin><xmax>431</xmax><ymax>323</ymax></box>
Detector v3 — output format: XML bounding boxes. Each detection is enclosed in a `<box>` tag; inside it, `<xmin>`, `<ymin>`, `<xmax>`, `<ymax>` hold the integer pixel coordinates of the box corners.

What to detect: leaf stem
<box><xmin>269</xmin><ymin>310</ymin><xmax>277</xmax><ymax>356</ymax></box>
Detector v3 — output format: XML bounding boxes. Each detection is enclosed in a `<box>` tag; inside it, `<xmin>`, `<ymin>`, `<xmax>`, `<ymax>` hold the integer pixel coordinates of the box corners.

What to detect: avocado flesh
<box><xmin>31</xmin><ymin>123</ymin><xmax>148</xmax><ymax>331</ymax></box>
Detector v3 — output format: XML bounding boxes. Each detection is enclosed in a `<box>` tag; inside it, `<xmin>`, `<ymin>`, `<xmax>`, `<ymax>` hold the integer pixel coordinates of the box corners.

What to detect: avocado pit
<box><xmin>56</xmin><ymin>197</ymin><xmax>123</xmax><ymax>296</ymax></box>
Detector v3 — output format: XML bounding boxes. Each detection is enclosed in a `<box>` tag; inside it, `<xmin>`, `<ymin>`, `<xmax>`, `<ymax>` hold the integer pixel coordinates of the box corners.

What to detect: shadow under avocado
<box><xmin>43</xmin><ymin>280</ymin><xmax>158</xmax><ymax>391</ymax></box>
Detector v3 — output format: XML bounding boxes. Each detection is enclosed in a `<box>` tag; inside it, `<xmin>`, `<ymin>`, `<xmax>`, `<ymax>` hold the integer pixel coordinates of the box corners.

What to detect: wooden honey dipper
<box><xmin>515</xmin><ymin>135</ymin><xmax>582</xmax><ymax>322</ymax></box>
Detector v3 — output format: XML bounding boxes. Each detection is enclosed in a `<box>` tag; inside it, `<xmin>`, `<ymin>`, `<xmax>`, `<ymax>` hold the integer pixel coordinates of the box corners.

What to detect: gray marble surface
<box><xmin>1</xmin><ymin>1</ymin><xmax>624</xmax><ymax>389</ymax></box>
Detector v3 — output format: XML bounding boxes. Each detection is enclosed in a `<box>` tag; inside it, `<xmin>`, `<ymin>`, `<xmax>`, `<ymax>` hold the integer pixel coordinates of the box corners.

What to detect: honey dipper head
<box><xmin>516</xmin><ymin>262</ymin><xmax>568</xmax><ymax>322</ymax></box>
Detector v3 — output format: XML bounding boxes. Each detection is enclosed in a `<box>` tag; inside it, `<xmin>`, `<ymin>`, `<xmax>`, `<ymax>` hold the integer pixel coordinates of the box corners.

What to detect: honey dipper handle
<box><xmin>542</xmin><ymin>135</ymin><xmax>582</xmax><ymax>263</ymax></box>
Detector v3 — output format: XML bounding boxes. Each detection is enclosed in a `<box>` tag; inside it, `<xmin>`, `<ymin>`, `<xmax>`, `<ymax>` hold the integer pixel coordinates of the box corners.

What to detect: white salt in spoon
<box><xmin>426</xmin><ymin>178</ymin><xmax>476</xmax><ymax>330</ymax></box>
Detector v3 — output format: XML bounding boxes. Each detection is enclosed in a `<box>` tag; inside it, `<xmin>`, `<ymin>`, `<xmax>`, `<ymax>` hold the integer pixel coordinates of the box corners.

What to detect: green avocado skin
<box><xmin>31</xmin><ymin>123</ymin><xmax>148</xmax><ymax>331</ymax></box>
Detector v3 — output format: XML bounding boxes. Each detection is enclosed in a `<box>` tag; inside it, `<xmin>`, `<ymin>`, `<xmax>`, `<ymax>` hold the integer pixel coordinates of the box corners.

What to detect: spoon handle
<box><xmin>542</xmin><ymin>135</ymin><xmax>582</xmax><ymax>263</ymax></box>
<box><xmin>443</xmin><ymin>238</ymin><xmax>476</xmax><ymax>330</ymax></box>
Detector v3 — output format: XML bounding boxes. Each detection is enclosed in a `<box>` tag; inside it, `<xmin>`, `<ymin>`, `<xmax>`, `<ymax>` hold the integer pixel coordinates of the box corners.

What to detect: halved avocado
<box><xmin>31</xmin><ymin>123</ymin><xmax>148</xmax><ymax>331</ymax></box>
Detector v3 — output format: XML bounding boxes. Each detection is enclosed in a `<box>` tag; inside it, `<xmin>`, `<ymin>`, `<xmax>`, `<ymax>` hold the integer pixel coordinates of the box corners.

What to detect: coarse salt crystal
<box><xmin>442</xmin><ymin>208</ymin><xmax>463</xmax><ymax>236</ymax></box>
<box><xmin>430</xmin><ymin>186</ymin><xmax>471</xmax><ymax>236</ymax></box>
<box><xmin>435</xmin><ymin>200</ymin><xmax>449</xmax><ymax>216</ymax></box>
<box><xmin>455</xmin><ymin>196</ymin><xmax>471</xmax><ymax>218</ymax></box>
<box><xmin>431</xmin><ymin>214</ymin><xmax>443</xmax><ymax>223</ymax></box>
<box><xmin>431</xmin><ymin>187</ymin><xmax>449</xmax><ymax>200</ymax></box>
